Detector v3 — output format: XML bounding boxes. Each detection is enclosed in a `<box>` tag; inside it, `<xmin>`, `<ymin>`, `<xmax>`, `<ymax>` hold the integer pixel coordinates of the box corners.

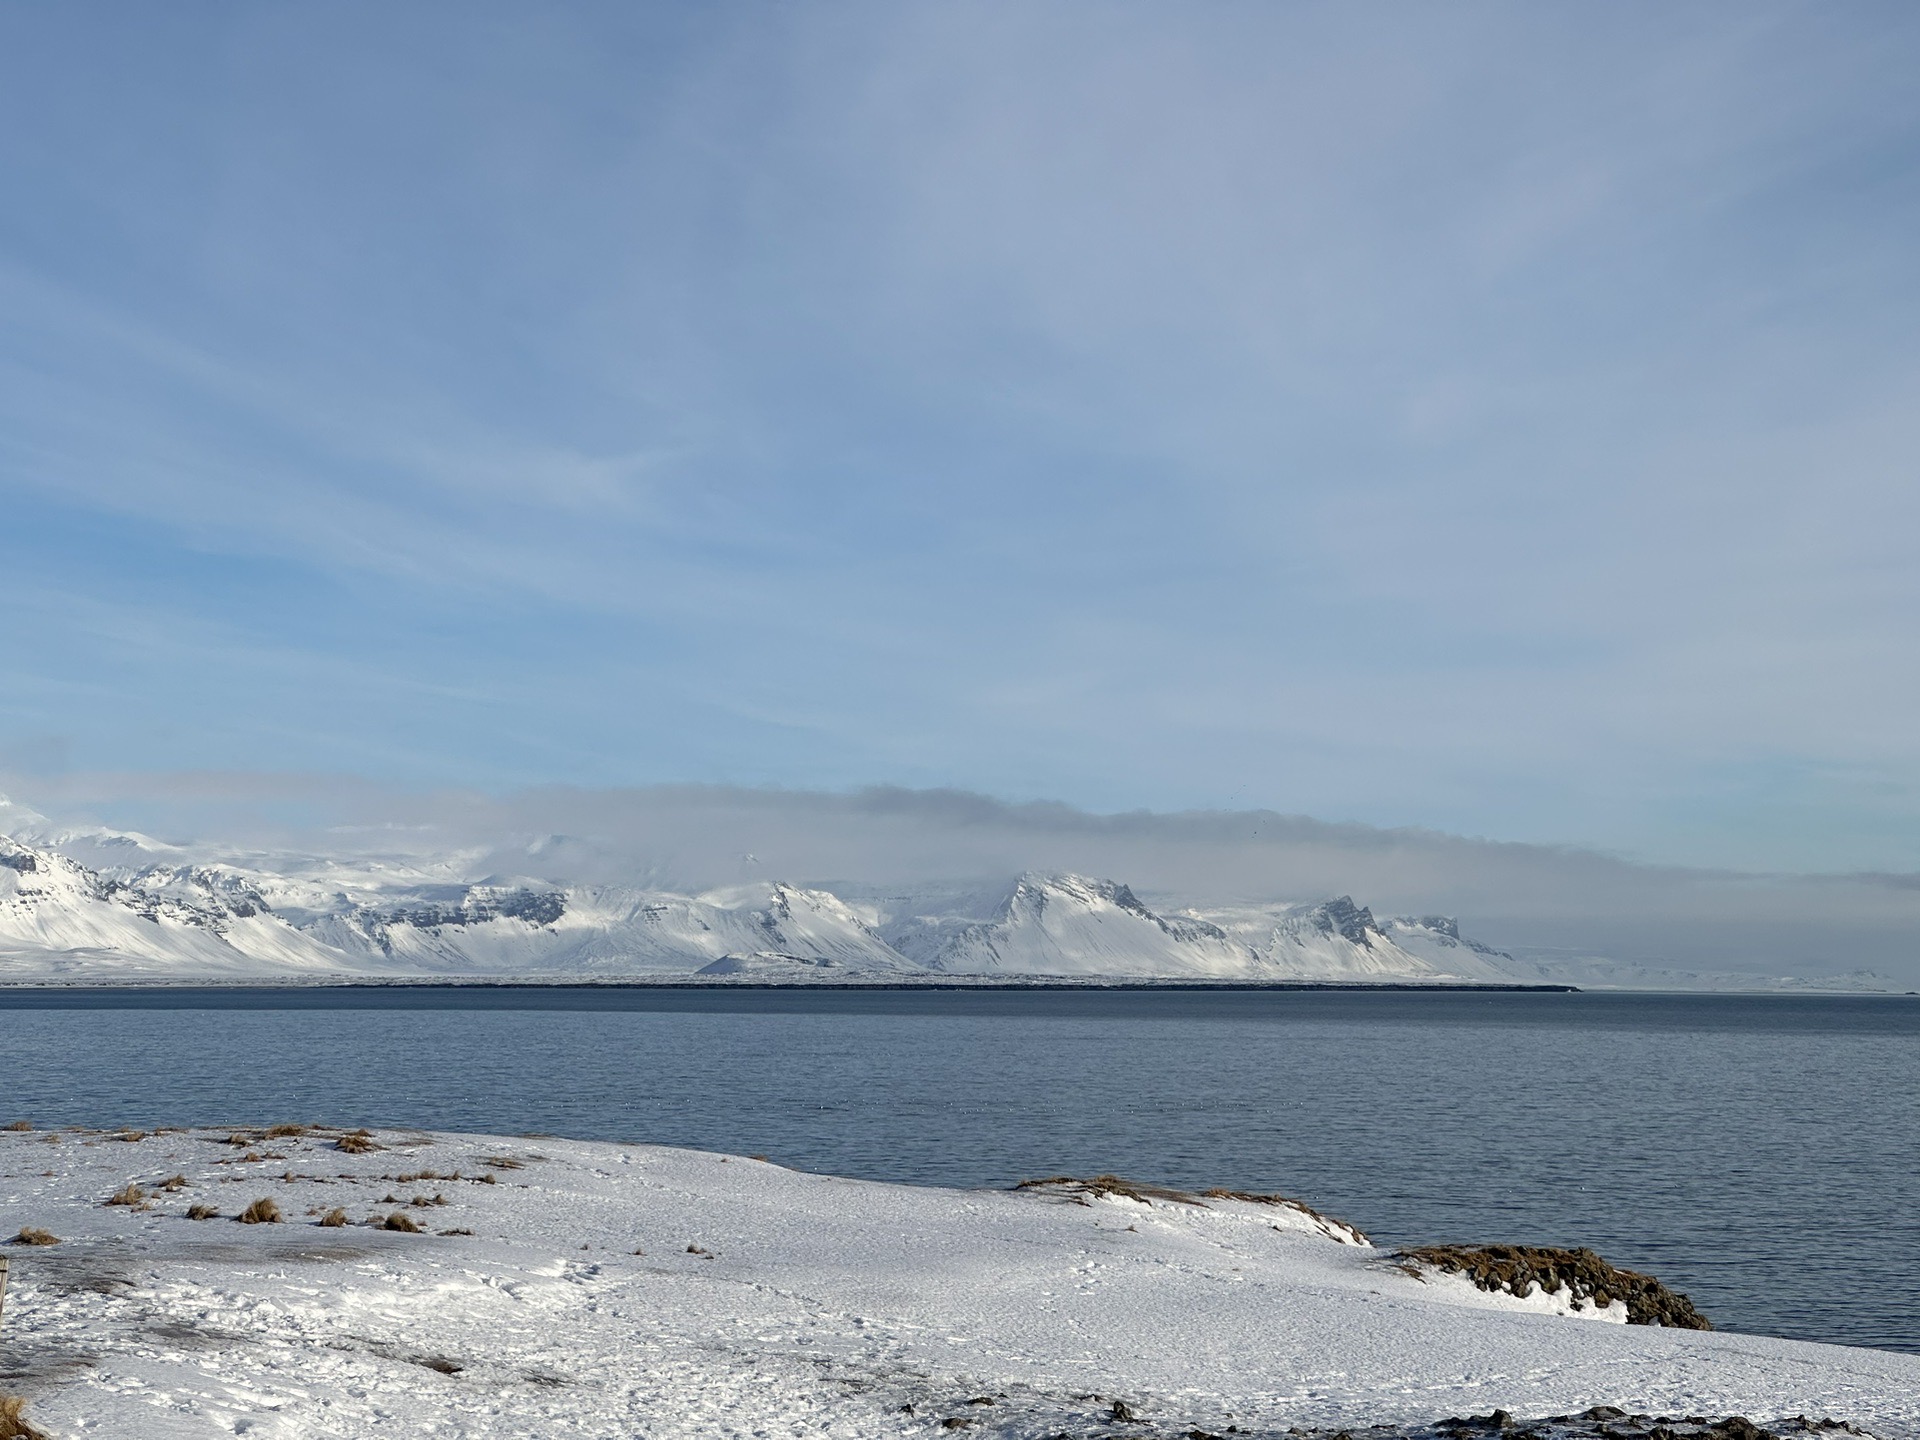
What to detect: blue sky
<box><xmin>4</xmin><ymin>2</ymin><xmax>1920</xmax><ymax>872</ymax></box>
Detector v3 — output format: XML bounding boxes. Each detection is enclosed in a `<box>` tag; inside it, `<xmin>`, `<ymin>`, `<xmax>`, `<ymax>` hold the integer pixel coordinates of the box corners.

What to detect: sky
<box><xmin>4</xmin><ymin>2</ymin><xmax>1920</xmax><ymax>875</ymax></box>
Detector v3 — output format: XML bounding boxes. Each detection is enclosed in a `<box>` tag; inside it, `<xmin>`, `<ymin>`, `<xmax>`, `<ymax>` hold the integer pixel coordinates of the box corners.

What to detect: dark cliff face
<box><xmin>387</xmin><ymin>888</ymin><xmax>567</xmax><ymax>931</ymax></box>
<box><xmin>1311</xmin><ymin>895</ymin><xmax>1379</xmax><ymax>945</ymax></box>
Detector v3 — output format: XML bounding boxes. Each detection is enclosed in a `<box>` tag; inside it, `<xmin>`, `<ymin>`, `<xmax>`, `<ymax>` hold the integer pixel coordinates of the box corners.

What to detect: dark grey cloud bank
<box><xmin>15</xmin><ymin>776</ymin><xmax>1919</xmax><ymax>983</ymax></box>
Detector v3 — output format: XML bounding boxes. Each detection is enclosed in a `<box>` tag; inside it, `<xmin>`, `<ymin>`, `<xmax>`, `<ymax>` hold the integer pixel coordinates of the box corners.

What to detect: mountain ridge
<box><xmin>0</xmin><ymin>816</ymin><xmax>1513</xmax><ymax>983</ymax></box>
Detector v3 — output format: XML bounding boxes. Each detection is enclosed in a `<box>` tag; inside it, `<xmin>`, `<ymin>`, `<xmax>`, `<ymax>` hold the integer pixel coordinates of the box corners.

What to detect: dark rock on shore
<box><xmin>1026</xmin><ymin>1409</ymin><xmax>1870</xmax><ymax>1440</ymax></box>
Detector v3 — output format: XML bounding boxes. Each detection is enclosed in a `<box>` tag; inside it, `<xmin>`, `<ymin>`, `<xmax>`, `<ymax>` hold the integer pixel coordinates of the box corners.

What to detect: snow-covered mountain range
<box><xmin>0</xmin><ymin>799</ymin><xmax>1521</xmax><ymax>983</ymax></box>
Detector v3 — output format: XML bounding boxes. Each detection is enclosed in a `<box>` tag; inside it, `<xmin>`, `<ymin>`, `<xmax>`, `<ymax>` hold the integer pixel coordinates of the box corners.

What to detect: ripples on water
<box><xmin>4</xmin><ymin>987</ymin><xmax>1916</xmax><ymax>1353</ymax></box>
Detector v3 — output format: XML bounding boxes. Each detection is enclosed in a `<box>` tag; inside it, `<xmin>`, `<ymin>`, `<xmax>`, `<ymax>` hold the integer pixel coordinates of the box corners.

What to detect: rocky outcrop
<box><xmin>1396</xmin><ymin>1243</ymin><xmax>1711</xmax><ymax>1329</ymax></box>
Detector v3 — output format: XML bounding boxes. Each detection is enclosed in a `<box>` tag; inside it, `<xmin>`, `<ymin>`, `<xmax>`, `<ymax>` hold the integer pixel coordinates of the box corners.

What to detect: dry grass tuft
<box><xmin>1198</xmin><ymin>1188</ymin><xmax>1370</xmax><ymax>1244</ymax></box>
<box><xmin>11</xmin><ymin>1227</ymin><xmax>59</xmax><ymax>1246</ymax></box>
<box><xmin>104</xmin><ymin>1183</ymin><xmax>147</xmax><ymax>1207</ymax></box>
<box><xmin>381</xmin><ymin>1212</ymin><xmax>422</xmax><ymax>1233</ymax></box>
<box><xmin>437</xmin><ymin>1227</ymin><xmax>474</xmax><ymax>1237</ymax></box>
<box><xmin>1011</xmin><ymin>1175</ymin><xmax>1368</xmax><ymax>1243</ymax></box>
<box><xmin>336</xmin><ymin>1132</ymin><xmax>381</xmax><ymax>1154</ymax></box>
<box><xmin>110</xmin><ymin>1130</ymin><xmax>148</xmax><ymax>1143</ymax></box>
<box><xmin>159</xmin><ymin>1174</ymin><xmax>189</xmax><ymax>1191</ymax></box>
<box><xmin>317</xmin><ymin>1208</ymin><xmax>350</xmax><ymax>1228</ymax></box>
<box><xmin>1014</xmin><ymin>1174</ymin><xmax>1204</xmax><ymax>1207</ymax></box>
<box><xmin>264</xmin><ymin>1124</ymin><xmax>307</xmax><ymax>1138</ymax></box>
<box><xmin>0</xmin><ymin>1392</ymin><xmax>50</xmax><ymax>1440</ymax></box>
<box><xmin>187</xmin><ymin>1205</ymin><xmax>220</xmax><ymax>1221</ymax></box>
<box><xmin>3</xmin><ymin>1120</ymin><xmax>32</xmax><ymax>1132</ymax></box>
<box><xmin>236</xmin><ymin>1197</ymin><xmax>283</xmax><ymax>1225</ymax></box>
<box><xmin>480</xmin><ymin>1155</ymin><xmax>524</xmax><ymax>1170</ymax></box>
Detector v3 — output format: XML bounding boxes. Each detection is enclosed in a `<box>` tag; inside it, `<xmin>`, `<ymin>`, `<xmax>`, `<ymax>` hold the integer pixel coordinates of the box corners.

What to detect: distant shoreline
<box><xmin>0</xmin><ymin>977</ymin><xmax>1581</xmax><ymax>996</ymax></box>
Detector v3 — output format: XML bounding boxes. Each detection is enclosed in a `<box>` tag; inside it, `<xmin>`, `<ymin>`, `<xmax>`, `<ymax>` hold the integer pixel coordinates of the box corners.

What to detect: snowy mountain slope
<box><xmin>1194</xmin><ymin>896</ymin><xmax>1518</xmax><ymax>981</ymax></box>
<box><xmin>878</xmin><ymin>873</ymin><xmax>1254</xmax><ymax>976</ymax></box>
<box><xmin>0</xmin><ymin>836</ymin><xmax>372</xmax><ymax>977</ymax></box>
<box><xmin>0</xmin><ymin>799</ymin><xmax>1521</xmax><ymax>982</ymax></box>
<box><xmin>846</xmin><ymin>875</ymin><xmax>1520</xmax><ymax>981</ymax></box>
<box><xmin>301</xmin><ymin>880</ymin><xmax>912</xmax><ymax>975</ymax></box>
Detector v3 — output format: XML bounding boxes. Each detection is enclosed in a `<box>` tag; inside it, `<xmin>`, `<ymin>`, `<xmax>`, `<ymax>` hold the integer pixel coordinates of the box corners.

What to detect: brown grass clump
<box><xmin>110</xmin><ymin>1130</ymin><xmax>148</xmax><ymax>1143</ymax></box>
<box><xmin>1396</xmin><ymin>1243</ymin><xmax>1712</xmax><ymax>1329</ymax></box>
<box><xmin>381</xmin><ymin>1212</ymin><xmax>422</xmax><ymax>1233</ymax></box>
<box><xmin>159</xmin><ymin>1174</ymin><xmax>189</xmax><ymax>1191</ymax></box>
<box><xmin>480</xmin><ymin>1155</ymin><xmax>524</xmax><ymax>1170</ymax></box>
<box><xmin>236</xmin><ymin>1197</ymin><xmax>283</xmax><ymax>1225</ymax></box>
<box><xmin>104</xmin><ymin>1183</ymin><xmax>147</xmax><ymax>1207</ymax></box>
<box><xmin>336</xmin><ymin>1132</ymin><xmax>382</xmax><ymax>1154</ymax></box>
<box><xmin>1198</xmin><ymin>1188</ymin><xmax>1370</xmax><ymax>1244</ymax></box>
<box><xmin>0</xmin><ymin>1392</ymin><xmax>51</xmax><ymax>1440</ymax></box>
<box><xmin>265</xmin><ymin>1124</ymin><xmax>307</xmax><ymax>1138</ymax></box>
<box><xmin>11</xmin><ymin>1227</ymin><xmax>59</xmax><ymax>1246</ymax></box>
<box><xmin>4</xmin><ymin>1120</ymin><xmax>32</xmax><ymax>1132</ymax></box>
<box><xmin>1012</xmin><ymin>1174</ymin><xmax>1369</xmax><ymax>1244</ymax></box>
<box><xmin>1015</xmin><ymin>1174</ymin><xmax>1209</xmax><ymax>1206</ymax></box>
<box><xmin>317</xmin><ymin>1208</ymin><xmax>350</xmax><ymax>1228</ymax></box>
<box><xmin>187</xmin><ymin>1205</ymin><xmax>220</xmax><ymax>1221</ymax></box>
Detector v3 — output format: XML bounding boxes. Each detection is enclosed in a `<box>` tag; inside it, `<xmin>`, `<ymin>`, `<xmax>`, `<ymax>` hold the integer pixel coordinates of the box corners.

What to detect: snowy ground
<box><xmin>1</xmin><ymin>1126</ymin><xmax>1915</xmax><ymax>1439</ymax></box>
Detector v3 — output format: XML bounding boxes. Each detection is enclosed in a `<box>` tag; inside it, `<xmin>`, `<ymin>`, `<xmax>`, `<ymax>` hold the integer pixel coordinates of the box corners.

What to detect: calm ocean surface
<box><xmin>4</xmin><ymin>987</ymin><xmax>1916</xmax><ymax>1354</ymax></box>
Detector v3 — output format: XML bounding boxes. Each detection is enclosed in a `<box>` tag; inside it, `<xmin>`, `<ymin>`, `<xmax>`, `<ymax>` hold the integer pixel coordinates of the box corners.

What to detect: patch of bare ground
<box><xmin>1425</xmin><ymin>1409</ymin><xmax>1869</xmax><ymax>1440</ymax></box>
<box><xmin>1396</xmin><ymin>1244</ymin><xmax>1711</xmax><ymax>1328</ymax></box>
<box><xmin>1014</xmin><ymin>1407</ymin><xmax>1866</xmax><ymax>1440</ymax></box>
<box><xmin>1013</xmin><ymin>1175</ymin><xmax>1368</xmax><ymax>1243</ymax></box>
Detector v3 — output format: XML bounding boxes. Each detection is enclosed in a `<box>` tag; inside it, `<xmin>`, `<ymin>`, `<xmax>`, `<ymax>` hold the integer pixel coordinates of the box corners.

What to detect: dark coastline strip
<box><xmin>0</xmin><ymin>979</ymin><xmax>1580</xmax><ymax>1002</ymax></box>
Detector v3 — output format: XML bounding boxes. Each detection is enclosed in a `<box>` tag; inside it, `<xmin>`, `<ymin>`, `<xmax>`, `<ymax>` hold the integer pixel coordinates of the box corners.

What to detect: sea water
<box><xmin>5</xmin><ymin>986</ymin><xmax>1916</xmax><ymax>1353</ymax></box>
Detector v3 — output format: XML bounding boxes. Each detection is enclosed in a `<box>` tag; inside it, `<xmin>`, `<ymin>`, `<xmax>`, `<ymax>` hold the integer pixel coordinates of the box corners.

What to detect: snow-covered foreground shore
<box><xmin>1</xmin><ymin>1127</ymin><xmax>1915</xmax><ymax>1439</ymax></box>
